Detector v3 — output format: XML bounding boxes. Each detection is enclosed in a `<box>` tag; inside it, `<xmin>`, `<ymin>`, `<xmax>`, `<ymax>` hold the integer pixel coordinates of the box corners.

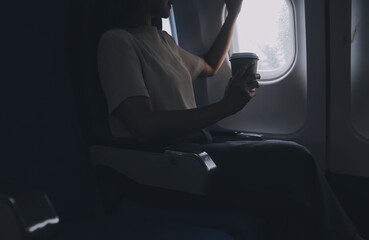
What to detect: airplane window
<box><xmin>229</xmin><ymin>0</ymin><xmax>295</xmax><ymax>80</ymax></box>
<box><xmin>162</xmin><ymin>8</ymin><xmax>179</xmax><ymax>44</ymax></box>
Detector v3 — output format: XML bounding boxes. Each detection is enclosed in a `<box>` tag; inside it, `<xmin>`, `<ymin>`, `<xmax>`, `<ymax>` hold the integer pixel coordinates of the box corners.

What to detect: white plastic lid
<box><xmin>230</xmin><ymin>52</ymin><xmax>259</xmax><ymax>61</ymax></box>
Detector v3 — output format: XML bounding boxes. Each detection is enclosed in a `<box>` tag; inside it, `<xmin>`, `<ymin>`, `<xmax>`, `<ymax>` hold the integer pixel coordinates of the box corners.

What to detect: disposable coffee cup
<box><xmin>229</xmin><ymin>52</ymin><xmax>259</xmax><ymax>77</ymax></box>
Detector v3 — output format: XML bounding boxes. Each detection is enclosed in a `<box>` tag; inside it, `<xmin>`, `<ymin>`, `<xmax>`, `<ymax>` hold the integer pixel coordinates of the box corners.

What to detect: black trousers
<box><xmin>170</xmin><ymin>139</ymin><xmax>358</xmax><ymax>240</ymax></box>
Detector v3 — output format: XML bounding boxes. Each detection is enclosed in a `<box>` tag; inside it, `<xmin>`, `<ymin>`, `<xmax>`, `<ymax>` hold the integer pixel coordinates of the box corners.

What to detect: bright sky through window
<box><xmin>162</xmin><ymin>8</ymin><xmax>178</xmax><ymax>44</ymax></box>
<box><xmin>231</xmin><ymin>0</ymin><xmax>295</xmax><ymax>78</ymax></box>
<box><xmin>162</xmin><ymin>18</ymin><xmax>172</xmax><ymax>36</ymax></box>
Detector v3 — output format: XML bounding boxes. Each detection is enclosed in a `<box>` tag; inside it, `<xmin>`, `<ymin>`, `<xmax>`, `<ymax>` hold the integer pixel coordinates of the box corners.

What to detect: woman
<box><xmin>97</xmin><ymin>0</ymin><xmax>363</xmax><ymax>239</ymax></box>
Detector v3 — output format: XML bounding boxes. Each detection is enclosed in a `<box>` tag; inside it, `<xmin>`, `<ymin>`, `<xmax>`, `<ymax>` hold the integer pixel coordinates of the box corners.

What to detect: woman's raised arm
<box><xmin>200</xmin><ymin>0</ymin><xmax>243</xmax><ymax>77</ymax></box>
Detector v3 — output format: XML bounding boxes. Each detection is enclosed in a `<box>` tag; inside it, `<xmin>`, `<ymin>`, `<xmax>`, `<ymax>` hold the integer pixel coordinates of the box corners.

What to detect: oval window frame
<box><xmin>225</xmin><ymin>0</ymin><xmax>297</xmax><ymax>82</ymax></box>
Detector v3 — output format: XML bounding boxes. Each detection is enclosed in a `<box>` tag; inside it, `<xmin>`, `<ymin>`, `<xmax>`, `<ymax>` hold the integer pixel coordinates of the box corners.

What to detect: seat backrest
<box><xmin>67</xmin><ymin>0</ymin><xmax>163</xmax><ymax>144</ymax></box>
<box><xmin>67</xmin><ymin>0</ymin><xmax>111</xmax><ymax>143</ymax></box>
<box><xmin>2</xmin><ymin>0</ymin><xmax>94</xmax><ymax>221</ymax></box>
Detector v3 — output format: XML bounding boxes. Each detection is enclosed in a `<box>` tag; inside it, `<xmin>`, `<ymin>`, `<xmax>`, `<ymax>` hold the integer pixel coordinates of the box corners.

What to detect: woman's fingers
<box><xmin>244</xmin><ymin>73</ymin><xmax>260</xmax><ymax>82</ymax></box>
<box><xmin>228</xmin><ymin>65</ymin><xmax>260</xmax><ymax>99</ymax></box>
<box><xmin>242</xmin><ymin>80</ymin><xmax>259</xmax><ymax>92</ymax></box>
<box><xmin>224</xmin><ymin>0</ymin><xmax>243</xmax><ymax>16</ymax></box>
<box><xmin>234</xmin><ymin>62</ymin><xmax>253</xmax><ymax>80</ymax></box>
<box><xmin>248</xmin><ymin>80</ymin><xmax>260</xmax><ymax>88</ymax></box>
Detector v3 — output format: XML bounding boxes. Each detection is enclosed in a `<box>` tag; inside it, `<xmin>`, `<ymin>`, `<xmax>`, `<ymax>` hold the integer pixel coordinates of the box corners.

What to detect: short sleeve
<box><xmin>98</xmin><ymin>30</ymin><xmax>149</xmax><ymax>114</ymax></box>
<box><xmin>177</xmin><ymin>46</ymin><xmax>205</xmax><ymax>81</ymax></box>
<box><xmin>160</xmin><ymin>31</ymin><xmax>205</xmax><ymax>81</ymax></box>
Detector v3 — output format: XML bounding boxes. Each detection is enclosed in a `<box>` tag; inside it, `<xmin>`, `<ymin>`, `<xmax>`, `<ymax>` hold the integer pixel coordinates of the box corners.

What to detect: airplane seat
<box><xmin>70</xmin><ymin>0</ymin><xmax>219</xmax><ymax>198</ymax></box>
<box><xmin>0</xmin><ymin>0</ymin><xmax>237</xmax><ymax>239</ymax></box>
<box><xmin>65</xmin><ymin>0</ymin><xmax>264</xmax><ymax>239</ymax></box>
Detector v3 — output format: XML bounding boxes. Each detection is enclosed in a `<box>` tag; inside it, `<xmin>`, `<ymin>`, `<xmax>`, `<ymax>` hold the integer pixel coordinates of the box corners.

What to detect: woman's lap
<box><xmin>172</xmin><ymin>139</ymin><xmax>318</xmax><ymax>206</ymax></box>
<box><xmin>170</xmin><ymin>139</ymin><xmax>357</xmax><ymax>240</ymax></box>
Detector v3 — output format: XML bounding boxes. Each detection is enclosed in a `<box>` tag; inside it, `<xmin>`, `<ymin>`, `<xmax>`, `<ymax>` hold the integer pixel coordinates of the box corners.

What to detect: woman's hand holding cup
<box><xmin>223</xmin><ymin>62</ymin><xmax>260</xmax><ymax>114</ymax></box>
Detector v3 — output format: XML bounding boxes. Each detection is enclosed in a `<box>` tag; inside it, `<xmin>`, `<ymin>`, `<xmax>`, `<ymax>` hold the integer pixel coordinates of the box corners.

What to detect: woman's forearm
<box><xmin>203</xmin><ymin>14</ymin><xmax>238</xmax><ymax>75</ymax></box>
<box><xmin>146</xmin><ymin>101</ymin><xmax>234</xmax><ymax>141</ymax></box>
<box><xmin>125</xmin><ymin>98</ymin><xmax>233</xmax><ymax>143</ymax></box>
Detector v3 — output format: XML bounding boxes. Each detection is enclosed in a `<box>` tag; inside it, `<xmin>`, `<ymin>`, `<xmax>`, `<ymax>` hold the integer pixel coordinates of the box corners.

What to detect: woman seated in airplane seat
<box><xmin>96</xmin><ymin>0</ymin><xmax>364</xmax><ymax>239</ymax></box>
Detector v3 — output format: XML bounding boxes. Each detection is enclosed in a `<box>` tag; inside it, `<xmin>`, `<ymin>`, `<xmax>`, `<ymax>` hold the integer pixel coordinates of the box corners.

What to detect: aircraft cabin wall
<box><xmin>173</xmin><ymin>0</ymin><xmax>369</xmax><ymax>177</ymax></box>
<box><xmin>173</xmin><ymin>0</ymin><xmax>327</xmax><ymax>169</ymax></box>
<box><xmin>328</xmin><ymin>0</ymin><xmax>369</xmax><ymax>177</ymax></box>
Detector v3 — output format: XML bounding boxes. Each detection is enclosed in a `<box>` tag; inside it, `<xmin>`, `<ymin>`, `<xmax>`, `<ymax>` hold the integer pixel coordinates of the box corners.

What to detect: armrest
<box><xmin>209</xmin><ymin>125</ymin><xmax>264</xmax><ymax>141</ymax></box>
<box><xmin>89</xmin><ymin>145</ymin><xmax>217</xmax><ymax>195</ymax></box>
<box><xmin>0</xmin><ymin>181</ymin><xmax>59</xmax><ymax>240</ymax></box>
